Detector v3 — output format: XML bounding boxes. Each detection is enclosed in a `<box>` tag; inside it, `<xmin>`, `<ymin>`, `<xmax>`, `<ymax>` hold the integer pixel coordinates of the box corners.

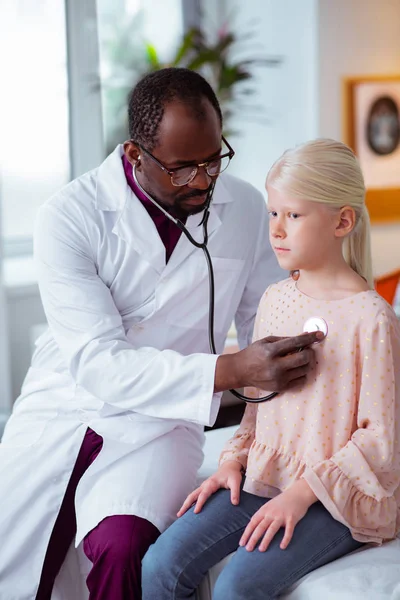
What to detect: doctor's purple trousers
<box><xmin>35</xmin><ymin>427</ymin><xmax>160</xmax><ymax>600</ymax></box>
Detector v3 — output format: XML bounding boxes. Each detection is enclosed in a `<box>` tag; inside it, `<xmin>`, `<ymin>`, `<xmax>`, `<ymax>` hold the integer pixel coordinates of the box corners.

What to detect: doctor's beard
<box><xmin>160</xmin><ymin>185</ymin><xmax>214</xmax><ymax>221</ymax></box>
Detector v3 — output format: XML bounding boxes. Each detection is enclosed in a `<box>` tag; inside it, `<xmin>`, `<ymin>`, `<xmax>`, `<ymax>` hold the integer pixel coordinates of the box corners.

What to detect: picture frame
<box><xmin>342</xmin><ymin>74</ymin><xmax>400</xmax><ymax>222</ymax></box>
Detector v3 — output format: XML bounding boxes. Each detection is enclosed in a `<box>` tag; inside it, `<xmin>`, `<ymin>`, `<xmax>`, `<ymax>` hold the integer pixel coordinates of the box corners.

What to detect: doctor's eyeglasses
<box><xmin>134</xmin><ymin>136</ymin><xmax>235</xmax><ymax>187</ymax></box>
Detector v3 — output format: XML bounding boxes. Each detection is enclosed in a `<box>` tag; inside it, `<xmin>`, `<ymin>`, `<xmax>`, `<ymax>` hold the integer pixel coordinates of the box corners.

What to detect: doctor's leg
<box><xmin>83</xmin><ymin>514</ymin><xmax>160</xmax><ymax>600</ymax></box>
<box><xmin>36</xmin><ymin>428</ymin><xmax>104</xmax><ymax>600</ymax></box>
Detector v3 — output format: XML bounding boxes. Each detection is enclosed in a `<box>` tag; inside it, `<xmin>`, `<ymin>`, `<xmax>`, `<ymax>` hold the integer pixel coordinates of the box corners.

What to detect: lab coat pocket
<box><xmin>167</xmin><ymin>256</ymin><xmax>245</xmax><ymax>334</ymax></box>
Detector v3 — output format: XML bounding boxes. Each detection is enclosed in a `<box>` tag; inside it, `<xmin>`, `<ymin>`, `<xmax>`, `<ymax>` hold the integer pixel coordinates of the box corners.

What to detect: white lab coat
<box><xmin>0</xmin><ymin>145</ymin><xmax>284</xmax><ymax>599</ymax></box>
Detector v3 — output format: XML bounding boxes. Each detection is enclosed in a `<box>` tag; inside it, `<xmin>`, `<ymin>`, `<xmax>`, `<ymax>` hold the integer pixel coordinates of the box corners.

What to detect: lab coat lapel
<box><xmin>164</xmin><ymin>204</ymin><xmax>222</xmax><ymax>275</ymax></box>
<box><xmin>112</xmin><ymin>199</ymin><xmax>166</xmax><ymax>274</ymax></box>
<box><xmin>164</xmin><ymin>176</ymin><xmax>233</xmax><ymax>276</ymax></box>
<box><xmin>96</xmin><ymin>145</ymin><xmax>166</xmax><ymax>274</ymax></box>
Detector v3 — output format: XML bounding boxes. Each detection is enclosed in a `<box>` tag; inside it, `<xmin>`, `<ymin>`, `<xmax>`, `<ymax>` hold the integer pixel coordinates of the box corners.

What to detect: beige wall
<box><xmin>318</xmin><ymin>0</ymin><xmax>400</xmax><ymax>274</ymax></box>
<box><xmin>202</xmin><ymin>0</ymin><xmax>319</xmax><ymax>191</ymax></box>
<box><xmin>318</xmin><ymin>0</ymin><xmax>400</xmax><ymax>140</ymax></box>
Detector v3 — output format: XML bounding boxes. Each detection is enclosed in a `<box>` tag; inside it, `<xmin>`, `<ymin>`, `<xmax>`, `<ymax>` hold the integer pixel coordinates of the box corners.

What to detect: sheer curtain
<box><xmin>0</xmin><ymin>285</ymin><xmax>11</xmax><ymax>413</ymax></box>
<box><xmin>0</xmin><ymin>180</ymin><xmax>12</xmax><ymax>433</ymax></box>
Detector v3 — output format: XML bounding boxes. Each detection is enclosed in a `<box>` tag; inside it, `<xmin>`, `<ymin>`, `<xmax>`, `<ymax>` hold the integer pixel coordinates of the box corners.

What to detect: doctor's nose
<box><xmin>187</xmin><ymin>166</ymin><xmax>212</xmax><ymax>190</ymax></box>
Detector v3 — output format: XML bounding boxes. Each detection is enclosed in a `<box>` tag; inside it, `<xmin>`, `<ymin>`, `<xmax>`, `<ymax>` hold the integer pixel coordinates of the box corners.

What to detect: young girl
<box><xmin>142</xmin><ymin>139</ymin><xmax>400</xmax><ymax>600</ymax></box>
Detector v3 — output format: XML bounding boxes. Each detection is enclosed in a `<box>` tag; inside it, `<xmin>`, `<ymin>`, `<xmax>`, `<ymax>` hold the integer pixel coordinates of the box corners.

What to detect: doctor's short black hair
<box><xmin>127</xmin><ymin>67</ymin><xmax>223</xmax><ymax>150</ymax></box>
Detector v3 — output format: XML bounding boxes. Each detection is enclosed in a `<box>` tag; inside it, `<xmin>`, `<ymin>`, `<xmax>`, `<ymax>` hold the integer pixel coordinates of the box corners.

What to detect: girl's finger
<box><xmin>229</xmin><ymin>474</ymin><xmax>242</xmax><ymax>505</ymax></box>
<box><xmin>193</xmin><ymin>489</ymin><xmax>214</xmax><ymax>514</ymax></box>
<box><xmin>245</xmin><ymin>517</ymin><xmax>273</xmax><ymax>552</ymax></box>
<box><xmin>177</xmin><ymin>489</ymin><xmax>200</xmax><ymax>517</ymax></box>
<box><xmin>280</xmin><ymin>519</ymin><xmax>295</xmax><ymax>550</ymax></box>
<box><xmin>239</xmin><ymin>516</ymin><xmax>261</xmax><ymax>547</ymax></box>
<box><xmin>258</xmin><ymin>520</ymin><xmax>281</xmax><ymax>552</ymax></box>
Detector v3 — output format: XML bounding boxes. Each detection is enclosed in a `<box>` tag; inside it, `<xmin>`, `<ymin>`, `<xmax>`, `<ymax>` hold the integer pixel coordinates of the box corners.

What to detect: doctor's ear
<box><xmin>334</xmin><ymin>206</ymin><xmax>356</xmax><ymax>238</ymax></box>
<box><xmin>123</xmin><ymin>141</ymin><xmax>141</xmax><ymax>167</ymax></box>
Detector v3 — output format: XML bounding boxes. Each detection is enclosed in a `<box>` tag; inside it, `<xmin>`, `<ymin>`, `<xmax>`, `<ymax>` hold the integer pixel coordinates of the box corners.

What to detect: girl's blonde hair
<box><xmin>266</xmin><ymin>138</ymin><xmax>374</xmax><ymax>289</ymax></box>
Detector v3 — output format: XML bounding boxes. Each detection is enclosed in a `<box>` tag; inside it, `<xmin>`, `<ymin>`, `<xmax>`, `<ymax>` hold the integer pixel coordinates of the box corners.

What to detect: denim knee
<box><xmin>141</xmin><ymin>543</ymin><xmax>160</xmax><ymax>584</ymax></box>
<box><xmin>142</xmin><ymin>538</ymin><xmax>177</xmax><ymax>598</ymax></box>
<box><xmin>142</xmin><ymin>531</ymin><xmax>200</xmax><ymax>599</ymax></box>
<box><xmin>213</xmin><ymin>563</ymin><xmax>274</xmax><ymax>600</ymax></box>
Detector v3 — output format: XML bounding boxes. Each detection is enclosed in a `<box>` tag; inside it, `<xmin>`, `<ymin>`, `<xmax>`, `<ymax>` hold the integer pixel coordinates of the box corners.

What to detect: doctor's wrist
<box><xmin>214</xmin><ymin>353</ymin><xmax>243</xmax><ymax>393</ymax></box>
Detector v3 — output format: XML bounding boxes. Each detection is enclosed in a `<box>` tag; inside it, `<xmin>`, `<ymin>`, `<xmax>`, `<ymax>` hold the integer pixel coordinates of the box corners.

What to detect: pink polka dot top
<box><xmin>220</xmin><ymin>278</ymin><xmax>400</xmax><ymax>544</ymax></box>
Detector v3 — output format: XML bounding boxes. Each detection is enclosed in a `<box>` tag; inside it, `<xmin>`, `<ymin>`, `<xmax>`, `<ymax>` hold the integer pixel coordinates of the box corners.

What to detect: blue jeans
<box><xmin>142</xmin><ymin>487</ymin><xmax>363</xmax><ymax>600</ymax></box>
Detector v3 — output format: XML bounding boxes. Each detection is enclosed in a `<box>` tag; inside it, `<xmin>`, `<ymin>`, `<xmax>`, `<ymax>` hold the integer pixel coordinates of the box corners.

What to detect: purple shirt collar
<box><xmin>122</xmin><ymin>153</ymin><xmax>185</xmax><ymax>263</ymax></box>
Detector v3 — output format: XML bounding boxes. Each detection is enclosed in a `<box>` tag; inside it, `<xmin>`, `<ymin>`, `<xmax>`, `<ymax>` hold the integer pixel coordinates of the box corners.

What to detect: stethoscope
<box><xmin>132</xmin><ymin>164</ymin><xmax>328</xmax><ymax>403</ymax></box>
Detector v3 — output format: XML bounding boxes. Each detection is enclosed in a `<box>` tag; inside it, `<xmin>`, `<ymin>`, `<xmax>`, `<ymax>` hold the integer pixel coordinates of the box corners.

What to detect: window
<box><xmin>0</xmin><ymin>0</ymin><xmax>182</xmax><ymax>256</ymax></box>
<box><xmin>0</xmin><ymin>0</ymin><xmax>70</xmax><ymax>251</ymax></box>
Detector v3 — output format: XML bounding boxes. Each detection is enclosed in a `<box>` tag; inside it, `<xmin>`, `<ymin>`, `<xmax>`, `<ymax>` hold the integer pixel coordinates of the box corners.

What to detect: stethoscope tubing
<box><xmin>132</xmin><ymin>164</ymin><xmax>277</xmax><ymax>403</ymax></box>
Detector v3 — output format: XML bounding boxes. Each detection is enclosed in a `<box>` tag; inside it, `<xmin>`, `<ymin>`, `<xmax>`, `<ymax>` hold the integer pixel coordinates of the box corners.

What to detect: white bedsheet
<box><xmin>196</xmin><ymin>426</ymin><xmax>400</xmax><ymax>600</ymax></box>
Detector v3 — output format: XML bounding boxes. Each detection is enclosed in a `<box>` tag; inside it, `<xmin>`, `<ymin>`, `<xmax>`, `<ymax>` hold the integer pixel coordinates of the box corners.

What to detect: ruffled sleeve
<box><xmin>303</xmin><ymin>308</ymin><xmax>400</xmax><ymax>543</ymax></box>
<box><xmin>218</xmin><ymin>287</ymin><xmax>271</xmax><ymax>469</ymax></box>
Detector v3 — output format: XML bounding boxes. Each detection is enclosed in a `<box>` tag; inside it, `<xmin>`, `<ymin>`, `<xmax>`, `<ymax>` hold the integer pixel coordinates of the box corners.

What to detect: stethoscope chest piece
<box><xmin>303</xmin><ymin>316</ymin><xmax>328</xmax><ymax>340</ymax></box>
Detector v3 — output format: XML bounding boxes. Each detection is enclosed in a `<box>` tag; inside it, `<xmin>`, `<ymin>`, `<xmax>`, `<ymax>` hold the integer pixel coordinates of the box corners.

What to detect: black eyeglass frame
<box><xmin>132</xmin><ymin>135</ymin><xmax>235</xmax><ymax>187</ymax></box>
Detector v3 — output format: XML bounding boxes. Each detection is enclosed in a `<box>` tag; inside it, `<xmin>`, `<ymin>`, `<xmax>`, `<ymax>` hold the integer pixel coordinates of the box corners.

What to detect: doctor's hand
<box><xmin>177</xmin><ymin>460</ymin><xmax>243</xmax><ymax>517</ymax></box>
<box><xmin>215</xmin><ymin>331</ymin><xmax>324</xmax><ymax>393</ymax></box>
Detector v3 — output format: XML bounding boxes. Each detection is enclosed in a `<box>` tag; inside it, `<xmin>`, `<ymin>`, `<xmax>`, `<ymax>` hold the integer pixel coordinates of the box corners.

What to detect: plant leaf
<box><xmin>172</xmin><ymin>28</ymin><xmax>197</xmax><ymax>65</ymax></box>
<box><xmin>145</xmin><ymin>43</ymin><xmax>160</xmax><ymax>69</ymax></box>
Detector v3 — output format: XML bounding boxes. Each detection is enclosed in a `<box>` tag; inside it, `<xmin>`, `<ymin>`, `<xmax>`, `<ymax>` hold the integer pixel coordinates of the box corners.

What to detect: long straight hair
<box><xmin>266</xmin><ymin>139</ymin><xmax>374</xmax><ymax>289</ymax></box>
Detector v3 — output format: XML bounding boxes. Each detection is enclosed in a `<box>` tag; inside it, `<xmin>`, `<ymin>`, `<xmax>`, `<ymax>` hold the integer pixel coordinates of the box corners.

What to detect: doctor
<box><xmin>0</xmin><ymin>68</ymin><xmax>319</xmax><ymax>600</ymax></box>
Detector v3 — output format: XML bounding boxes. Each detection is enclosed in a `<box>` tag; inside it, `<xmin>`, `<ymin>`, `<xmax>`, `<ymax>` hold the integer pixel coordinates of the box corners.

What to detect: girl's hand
<box><xmin>239</xmin><ymin>479</ymin><xmax>317</xmax><ymax>552</ymax></box>
<box><xmin>177</xmin><ymin>460</ymin><xmax>243</xmax><ymax>517</ymax></box>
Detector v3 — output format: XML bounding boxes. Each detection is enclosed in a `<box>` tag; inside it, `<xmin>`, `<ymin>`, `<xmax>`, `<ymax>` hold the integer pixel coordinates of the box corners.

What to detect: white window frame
<box><xmin>0</xmin><ymin>271</ymin><xmax>11</xmax><ymax>411</ymax></box>
<box><xmin>65</xmin><ymin>0</ymin><xmax>105</xmax><ymax>179</ymax></box>
<box><xmin>182</xmin><ymin>0</ymin><xmax>201</xmax><ymax>29</ymax></box>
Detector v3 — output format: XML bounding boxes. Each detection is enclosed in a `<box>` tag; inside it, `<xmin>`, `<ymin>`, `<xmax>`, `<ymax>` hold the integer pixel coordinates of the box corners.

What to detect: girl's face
<box><xmin>267</xmin><ymin>186</ymin><xmax>342</xmax><ymax>272</ymax></box>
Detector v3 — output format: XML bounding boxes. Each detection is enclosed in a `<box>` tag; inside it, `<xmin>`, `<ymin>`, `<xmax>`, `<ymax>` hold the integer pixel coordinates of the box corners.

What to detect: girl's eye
<box><xmin>268</xmin><ymin>211</ymin><xmax>278</xmax><ymax>218</ymax></box>
<box><xmin>289</xmin><ymin>212</ymin><xmax>300</xmax><ymax>219</ymax></box>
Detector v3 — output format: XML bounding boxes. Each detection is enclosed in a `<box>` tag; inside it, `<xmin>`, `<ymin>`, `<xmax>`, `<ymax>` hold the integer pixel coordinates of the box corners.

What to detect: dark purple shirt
<box><xmin>122</xmin><ymin>154</ymin><xmax>186</xmax><ymax>263</ymax></box>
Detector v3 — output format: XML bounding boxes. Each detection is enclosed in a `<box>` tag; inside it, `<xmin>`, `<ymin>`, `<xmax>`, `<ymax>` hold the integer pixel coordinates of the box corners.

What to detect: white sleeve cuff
<box><xmin>208</xmin><ymin>393</ymin><xmax>222</xmax><ymax>426</ymax></box>
<box><xmin>195</xmin><ymin>353</ymin><xmax>221</xmax><ymax>427</ymax></box>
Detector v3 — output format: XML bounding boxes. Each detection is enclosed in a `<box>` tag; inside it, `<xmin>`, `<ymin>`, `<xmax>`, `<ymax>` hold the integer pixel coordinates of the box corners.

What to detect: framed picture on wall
<box><xmin>342</xmin><ymin>74</ymin><xmax>400</xmax><ymax>222</ymax></box>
